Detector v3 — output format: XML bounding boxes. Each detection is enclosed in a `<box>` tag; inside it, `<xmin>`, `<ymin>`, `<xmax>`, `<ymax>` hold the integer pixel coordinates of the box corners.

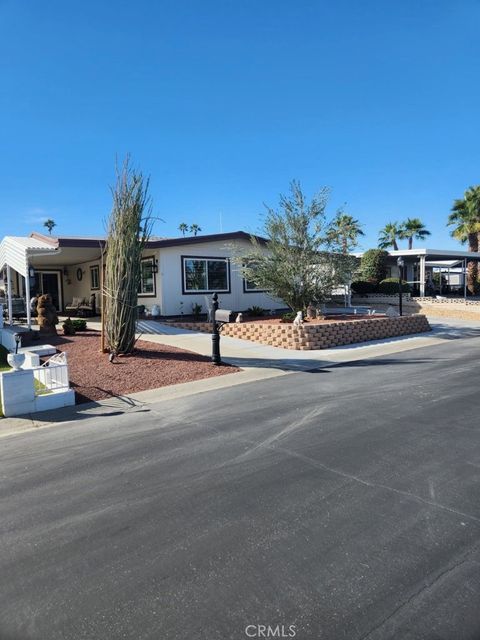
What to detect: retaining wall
<box><xmin>170</xmin><ymin>315</ymin><xmax>431</xmax><ymax>350</ymax></box>
<box><xmin>352</xmin><ymin>295</ymin><xmax>480</xmax><ymax>321</ymax></box>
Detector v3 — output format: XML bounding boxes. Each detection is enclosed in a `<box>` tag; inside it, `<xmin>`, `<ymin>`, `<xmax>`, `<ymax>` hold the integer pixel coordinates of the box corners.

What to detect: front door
<box><xmin>33</xmin><ymin>272</ymin><xmax>62</xmax><ymax>311</ymax></box>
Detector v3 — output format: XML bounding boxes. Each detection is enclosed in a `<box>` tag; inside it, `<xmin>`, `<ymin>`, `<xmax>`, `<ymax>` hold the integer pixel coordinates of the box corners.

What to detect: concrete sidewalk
<box><xmin>2</xmin><ymin>316</ymin><xmax>480</xmax><ymax>436</ymax></box>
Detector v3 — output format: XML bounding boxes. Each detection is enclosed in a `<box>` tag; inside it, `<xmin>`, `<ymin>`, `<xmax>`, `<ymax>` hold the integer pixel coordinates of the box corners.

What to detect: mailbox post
<box><xmin>211</xmin><ymin>293</ymin><xmax>234</xmax><ymax>365</ymax></box>
<box><xmin>211</xmin><ymin>293</ymin><xmax>221</xmax><ymax>365</ymax></box>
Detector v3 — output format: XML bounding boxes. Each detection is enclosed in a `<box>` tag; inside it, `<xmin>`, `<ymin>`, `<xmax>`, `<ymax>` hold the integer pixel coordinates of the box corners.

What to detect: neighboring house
<box><xmin>0</xmin><ymin>231</ymin><xmax>285</xmax><ymax>326</ymax></box>
<box><xmin>353</xmin><ymin>248</ymin><xmax>480</xmax><ymax>296</ymax></box>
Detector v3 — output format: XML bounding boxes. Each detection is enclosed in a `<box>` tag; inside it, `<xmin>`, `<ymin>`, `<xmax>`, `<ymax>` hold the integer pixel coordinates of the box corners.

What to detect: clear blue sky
<box><xmin>1</xmin><ymin>0</ymin><xmax>479</xmax><ymax>250</ymax></box>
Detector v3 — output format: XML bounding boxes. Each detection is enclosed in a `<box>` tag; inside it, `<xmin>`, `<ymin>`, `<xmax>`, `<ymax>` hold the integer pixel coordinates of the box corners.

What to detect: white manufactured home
<box><xmin>0</xmin><ymin>231</ymin><xmax>285</xmax><ymax>326</ymax></box>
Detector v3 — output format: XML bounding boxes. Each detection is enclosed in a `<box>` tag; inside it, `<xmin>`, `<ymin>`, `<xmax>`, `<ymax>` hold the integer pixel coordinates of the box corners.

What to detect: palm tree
<box><xmin>378</xmin><ymin>222</ymin><xmax>401</xmax><ymax>250</ymax></box>
<box><xmin>189</xmin><ymin>223</ymin><xmax>202</xmax><ymax>236</ymax></box>
<box><xmin>326</xmin><ymin>212</ymin><xmax>365</xmax><ymax>254</ymax></box>
<box><xmin>447</xmin><ymin>186</ymin><xmax>480</xmax><ymax>294</ymax></box>
<box><xmin>400</xmin><ymin>218</ymin><xmax>431</xmax><ymax>249</ymax></box>
<box><xmin>178</xmin><ymin>222</ymin><xmax>188</xmax><ymax>236</ymax></box>
<box><xmin>43</xmin><ymin>219</ymin><xmax>57</xmax><ymax>235</ymax></box>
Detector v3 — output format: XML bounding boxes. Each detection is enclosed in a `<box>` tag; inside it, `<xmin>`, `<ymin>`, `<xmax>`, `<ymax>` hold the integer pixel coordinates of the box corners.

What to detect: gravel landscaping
<box><xmin>45</xmin><ymin>330</ymin><xmax>238</xmax><ymax>404</ymax></box>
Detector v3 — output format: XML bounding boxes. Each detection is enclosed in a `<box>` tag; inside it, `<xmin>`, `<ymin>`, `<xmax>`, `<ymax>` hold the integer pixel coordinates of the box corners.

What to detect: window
<box><xmin>182</xmin><ymin>257</ymin><xmax>230</xmax><ymax>293</ymax></box>
<box><xmin>90</xmin><ymin>265</ymin><xmax>100</xmax><ymax>290</ymax></box>
<box><xmin>244</xmin><ymin>278</ymin><xmax>264</xmax><ymax>292</ymax></box>
<box><xmin>243</xmin><ymin>261</ymin><xmax>265</xmax><ymax>292</ymax></box>
<box><xmin>139</xmin><ymin>257</ymin><xmax>156</xmax><ymax>296</ymax></box>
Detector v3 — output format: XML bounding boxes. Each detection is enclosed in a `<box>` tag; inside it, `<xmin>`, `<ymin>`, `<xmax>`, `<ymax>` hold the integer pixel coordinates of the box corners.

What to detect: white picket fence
<box><xmin>32</xmin><ymin>352</ymin><xmax>70</xmax><ymax>395</ymax></box>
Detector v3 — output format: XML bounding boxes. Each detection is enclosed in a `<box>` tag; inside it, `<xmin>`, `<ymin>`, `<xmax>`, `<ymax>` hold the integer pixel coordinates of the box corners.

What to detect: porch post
<box><xmin>6</xmin><ymin>265</ymin><xmax>13</xmax><ymax>325</ymax></box>
<box><xmin>25</xmin><ymin>268</ymin><xmax>32</xmax><ymax>330</ymax></box>
<box><xmin>464</xmin><ymin>258</ymin><xmax>467</xmax><ymax>300</ymax></box>
<box><xmin>419</xmin><ymin>256</ymin><xmax>426</xmax><ymax>296</ymax></box>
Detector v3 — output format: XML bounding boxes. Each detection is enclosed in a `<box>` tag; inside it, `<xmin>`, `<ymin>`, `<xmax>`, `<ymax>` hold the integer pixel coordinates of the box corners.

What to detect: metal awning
<box><xmin>0</xmin><ymin>236</ymin><xmax>59</xmax><ymax>278</ymax></box>
<box><xmin>0</xmin><ymin>236</ymin><xmax>59</xmax><ymax>330</ymax></box>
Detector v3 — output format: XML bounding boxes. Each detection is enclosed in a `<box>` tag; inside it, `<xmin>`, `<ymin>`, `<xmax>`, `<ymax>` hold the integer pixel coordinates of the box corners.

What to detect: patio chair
<box><xmin>65</xmin><ymin>297</ymin><xmax>83</xmax><ymax>316</ymax></box>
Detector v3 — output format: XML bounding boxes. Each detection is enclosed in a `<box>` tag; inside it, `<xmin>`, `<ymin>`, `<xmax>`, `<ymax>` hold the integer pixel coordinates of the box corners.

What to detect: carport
<box><xmin>355</xmin><ymin>248</ymin><xmax>480</xmax><ymax>297</ymax></box>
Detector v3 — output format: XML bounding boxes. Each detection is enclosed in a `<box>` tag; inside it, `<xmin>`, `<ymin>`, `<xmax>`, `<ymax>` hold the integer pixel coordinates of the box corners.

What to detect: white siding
<box><xmin>158</xmin><ymin>239</ymin><xmax>284</xmax><ymax>316</ymax></box>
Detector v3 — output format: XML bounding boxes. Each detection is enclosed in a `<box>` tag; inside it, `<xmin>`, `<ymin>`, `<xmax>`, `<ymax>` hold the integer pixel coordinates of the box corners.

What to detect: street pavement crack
<box><xmin>356</xmin><ymin>551</ymin><xmax>480</xmax><ymax>640</ymax></box>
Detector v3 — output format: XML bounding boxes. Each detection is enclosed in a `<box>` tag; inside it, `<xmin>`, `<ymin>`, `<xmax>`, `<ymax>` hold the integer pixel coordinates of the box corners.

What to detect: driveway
<box><xmin>1</xmin><ymin>335</ymin><xmax>480</xmax><ymax>639</ymax></box>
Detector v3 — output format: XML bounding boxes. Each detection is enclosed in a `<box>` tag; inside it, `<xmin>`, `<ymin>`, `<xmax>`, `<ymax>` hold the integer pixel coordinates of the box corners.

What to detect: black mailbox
<box><xmin>215</xmin><ymin>309</ymin><xmax>234</xmax><ymax>324</ymax></box>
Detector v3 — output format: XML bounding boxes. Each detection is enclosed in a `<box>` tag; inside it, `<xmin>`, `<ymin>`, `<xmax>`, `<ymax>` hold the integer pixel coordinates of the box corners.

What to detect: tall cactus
<box><xmin>103</xmin><ymin>158</ymin><xmax>152</xmax><ymax>354</ymax></box>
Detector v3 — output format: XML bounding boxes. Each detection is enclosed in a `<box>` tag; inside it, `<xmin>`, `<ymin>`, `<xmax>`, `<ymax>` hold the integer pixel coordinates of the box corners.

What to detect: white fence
<box><xmin>32</xmin><ymin>352</ymin><xmax>70</xmax><ymax>395</ymax></box>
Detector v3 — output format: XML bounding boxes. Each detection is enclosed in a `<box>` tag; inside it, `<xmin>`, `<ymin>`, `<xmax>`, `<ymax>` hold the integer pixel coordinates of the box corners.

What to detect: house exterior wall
<box><xmin>157</xmin><ymin>239</ymin><xmax>284</xmax><ymax>316</ymax></box>
<box><xmin>19</xmin><ymin>238</ymin><xmax>285</xmax><ymax>316</ymax></box>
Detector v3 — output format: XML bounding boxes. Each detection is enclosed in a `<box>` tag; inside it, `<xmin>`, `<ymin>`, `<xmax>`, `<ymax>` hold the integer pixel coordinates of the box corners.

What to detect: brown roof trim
<box><xmin>30</xmin><ymin>230</ymin><xmax>266</xmax><ymax>250</ymax></box>
<box><xmin>58</xmin><ymin>237</ymin><xmax>106</xmax><ymax>248</ymax></box>
<box><xmin>147</xmin><ymin>231</ymin><xmax>267</xmax><ymax>248</ymax></box>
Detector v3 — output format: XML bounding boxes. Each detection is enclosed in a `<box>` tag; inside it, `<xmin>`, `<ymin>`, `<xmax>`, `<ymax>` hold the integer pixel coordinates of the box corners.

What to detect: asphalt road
<box><xmin>1</xmin><ymin>336</ymin><xmax>480</xmax><ymax>640</ymax></box>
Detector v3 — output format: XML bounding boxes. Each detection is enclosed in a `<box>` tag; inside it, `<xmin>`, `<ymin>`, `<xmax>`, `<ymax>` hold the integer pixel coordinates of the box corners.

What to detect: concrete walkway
<box><xmin>2</xmin><ymin>316</ymin><xmax>480</xmax><ymax>436</ymax></box>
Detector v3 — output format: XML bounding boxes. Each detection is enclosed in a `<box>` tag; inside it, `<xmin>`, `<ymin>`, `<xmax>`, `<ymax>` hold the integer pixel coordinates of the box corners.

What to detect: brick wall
<box><xmin>169</xmin><ymin>315</ymin><xmax>431</xmax><ymax>350</ymax></box>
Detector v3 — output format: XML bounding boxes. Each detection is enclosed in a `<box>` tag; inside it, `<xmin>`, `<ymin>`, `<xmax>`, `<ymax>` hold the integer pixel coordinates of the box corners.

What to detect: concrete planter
<box><xmin>7</xmin><ymin>353</ymin><xmax>25</xmax><ymax>370</ymax></box>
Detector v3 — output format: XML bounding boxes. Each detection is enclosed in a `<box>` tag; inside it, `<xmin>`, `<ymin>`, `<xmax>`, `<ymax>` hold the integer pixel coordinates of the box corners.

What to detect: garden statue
<box><xmin>306</xmin><ymin>304</ymin><xmax>316</xmax><ymax>320</ymax></box>
<box><xmin>235</xmin><ymin>313</ymin><xmax>243</xmax><ymax>323</ymax></box>
<box><xmin>37</xmin><ymin>293</ymin><xmax>59</xmax><ymax>335</ymax></box>
<box><xmin>293</xmin><ymin>311</ymin><xmax>304</xmax><ymax>326</ymax></box>
<box><xmin>385</xmin><ymin>305</ymin><xmax>399</xmax><ymax>318</ymax></box>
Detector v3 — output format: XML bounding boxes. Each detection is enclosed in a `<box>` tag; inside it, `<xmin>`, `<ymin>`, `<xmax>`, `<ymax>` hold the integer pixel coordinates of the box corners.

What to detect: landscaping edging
<box><xmin>170</xmin><ymin>315</ymin><xmax>431</xmax><ymax>350</ymax></box>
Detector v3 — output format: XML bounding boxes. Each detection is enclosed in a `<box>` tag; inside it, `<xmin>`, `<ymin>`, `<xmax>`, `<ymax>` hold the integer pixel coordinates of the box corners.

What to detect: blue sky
<box><xmin>0</xmin><ymin>0</ymin><xmax>479</xmax><ymax>250</ymax></box>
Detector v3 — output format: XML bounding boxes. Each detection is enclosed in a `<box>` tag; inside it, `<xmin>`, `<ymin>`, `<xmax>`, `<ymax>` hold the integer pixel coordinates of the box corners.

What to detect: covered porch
<box><xmin>0</xmin><ymin>234</ymin><xmax>104</xmax><ymax>329</ymax></box>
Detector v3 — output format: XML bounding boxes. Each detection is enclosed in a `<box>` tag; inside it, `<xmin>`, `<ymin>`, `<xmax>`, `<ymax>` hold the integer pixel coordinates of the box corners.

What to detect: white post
<box><xmin>25</xmin><ymin>270</ymin><xmax>32</xmax><ymax>330</ymax></box>
<box><xmin>6</xmin><ymin>265</ymin><xmax>13</xmax><ymax>325</ymax></box>
<box><xmin>419</xmin><ymin>256</ymin><xmax>426</xmax><ymax>297</ymax></box>
<box><xmin>464</xmin><ymin>258</ymin><xmax>467</xmax><ymax>301</ymax></box>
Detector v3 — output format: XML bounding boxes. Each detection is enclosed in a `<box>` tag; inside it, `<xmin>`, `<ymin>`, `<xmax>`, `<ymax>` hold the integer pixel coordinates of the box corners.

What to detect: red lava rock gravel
<box><xmin>46</xmin><ymin>330</ymin><xmax>238</xmax><ymax>404</ymax></box>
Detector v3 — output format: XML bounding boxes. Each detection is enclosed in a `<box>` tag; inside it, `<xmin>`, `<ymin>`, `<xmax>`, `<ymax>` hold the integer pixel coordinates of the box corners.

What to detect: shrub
<box><xmin>351</xmin><ymin>280</ymin><xmax>378</xmax><ymax>294</ymax></box>
<box><xmin>378</xmin><ymin>278</ymin><xmax>411</xmax><ymax>294</ymax></box>
<box><xmin>72</xmin><ymin>319</ymin><xmax>87</xmax><ymax>331</ymax></box>
<box><xmin>246</xmin><ymin>305</ymin><xmax>265</xmax><ymax>317</ymax></box>
<box><xmin>359</xmin><ymin>249</ymin><xmax>389</xmax><ymax>282</ymax></box>
<box><xmin>280</xmin><ymin>312</ymin><xmax>296</xmax><ymax>323</ymax></box>
<box><xmin>191</xmin><ymin>302</ymin><xmax>202</xmax><ymax>318</ymax></box>
<box><xmin>63</xmin><ymin>318</ymin><xmax>76</xmax><ymax>336</ymax></box>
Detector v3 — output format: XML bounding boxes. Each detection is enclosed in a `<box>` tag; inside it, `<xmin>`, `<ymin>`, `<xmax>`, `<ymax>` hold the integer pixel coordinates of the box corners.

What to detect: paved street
<box><xmin>1</xmin><ymin>335</ymin><xmax>480</xmax><ymax>639</ymax></box>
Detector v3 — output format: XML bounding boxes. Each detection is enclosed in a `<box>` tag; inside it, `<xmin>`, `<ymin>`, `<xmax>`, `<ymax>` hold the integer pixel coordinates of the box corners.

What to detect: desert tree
<box><xmin>447</xmin><ymin>185</ymin><xmax>480</xmax><ymax>293</ymax></box>
<box><xmin>326</xmin><ymin>211</ymin><xmax>364</xmax><ymax>254</ymax></box>
<box><xmin>44</xmin><ymin>219</ymin><xmax>57</xmax><ymax>235</ymax></box>
<box><xmin>237</xmin><ymin>181</ymin><xmax>350</xmax><ymax>312</ymax></box>
<box><xmin>400</xmin><ymin>217</ymin><xmax>431</xmax><ymax>249</ymax></box>
<box><xmin>103</xmin><ymin>157</ymin><xmax>154</xmax><ymax>354</ymax></box>
<box><xmin>378</xmin><ymin>222</ymin><xmax>401</xmax><ymax>250</ymax></box>
<box><xmin>325</xmin><ymin>211</ymin><xmax>364</xmax><ymax>304</ymax></box>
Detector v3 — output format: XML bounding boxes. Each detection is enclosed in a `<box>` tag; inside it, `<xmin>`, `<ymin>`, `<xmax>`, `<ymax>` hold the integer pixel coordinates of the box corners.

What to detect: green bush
<box><xmin>359</xmin><ymin>249</ymin><xmax>389</xmax><ymax>282</ymax></box>
<box><xmin>246</xmin><ymin>305</ymin><xmax>266</xmax><ymax>317</ymax></box>
<box><xmin>191</xmin><ymin>302</ymin><xmax>202</xmax><ymax>318</ymax></box>
<box><xmin>280</xmin><ymin>312</ymin><xmax>296</xmax><ymax>323</ymax></box>
<box><xmin>351</xmin><ymin>280</ymin><xmax>378</xmax><ymax>294</ymax></box>
<box><xmin>63</xmin><ymin>318</ymin><xmax>76</xmax><ymax>336</ymax></box>
<box><xmin>71</xmin><ymin>319</ymin><xmax>87</xmax><ymax>331</ymax></box>
<box><xmin>378</xmin><ymin>278</ymin><xmax>411</xmax><ymax>294</ymax></box>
